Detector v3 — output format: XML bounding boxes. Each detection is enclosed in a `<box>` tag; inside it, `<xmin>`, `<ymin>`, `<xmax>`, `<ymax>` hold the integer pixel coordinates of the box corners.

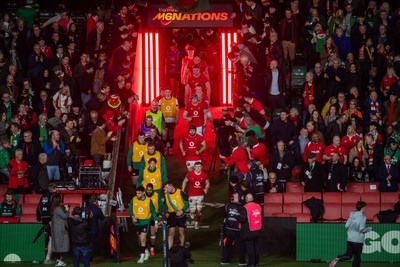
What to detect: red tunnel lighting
<box><xmin>142</xmin><ymin>31</ymin><xmax>237</xmax><ymax>105</ymax></box>
<box><xmin>221</xmin><ymin>32</ymin><xmax>237</xmax><ymax>105</ymax></box>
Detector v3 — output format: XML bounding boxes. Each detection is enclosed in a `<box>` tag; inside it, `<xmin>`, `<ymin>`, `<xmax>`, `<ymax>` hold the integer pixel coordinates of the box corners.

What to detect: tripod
<box><xmin>208</xmin><ymin>129</ymin><xmax>222</xmax><ymax>176</ymax></box>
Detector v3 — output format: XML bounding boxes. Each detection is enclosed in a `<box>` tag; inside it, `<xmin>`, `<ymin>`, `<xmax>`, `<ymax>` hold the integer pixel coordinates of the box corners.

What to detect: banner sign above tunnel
<box><xmin>146</xmin><ymin>3</ymin><xmax>234</xmax><ymax>28</ymax></box>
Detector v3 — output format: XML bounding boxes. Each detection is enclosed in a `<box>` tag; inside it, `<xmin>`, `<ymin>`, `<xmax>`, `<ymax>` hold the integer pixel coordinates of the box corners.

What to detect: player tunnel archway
<box><xmin>133</xmin><ymin>1</ymin><xmax>237</xmax><ymax>105</ymax></box>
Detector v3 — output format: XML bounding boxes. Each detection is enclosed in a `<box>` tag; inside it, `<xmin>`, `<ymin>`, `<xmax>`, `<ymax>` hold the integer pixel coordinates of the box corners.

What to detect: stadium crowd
<box><xmin>1</xmin><ymin>0</ymin><xmax>400</xmax><ymax>266</ymax></box>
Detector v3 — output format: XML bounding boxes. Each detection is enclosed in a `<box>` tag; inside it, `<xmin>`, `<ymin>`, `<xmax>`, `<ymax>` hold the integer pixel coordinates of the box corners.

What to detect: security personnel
<box><xmin>128</xmin><ymin>186</ymin><xmax>158</xmax><ymax>264</ymax></box>
<box><xmin>239</xmin><ymin>193</ymin><xmax>262</xmax><ymax>267</ymax></box>
<box><xmin>127</xmin><ymin>132</ymin><xmax>148</xmax><ymax>185</ymax></box>
<box><xmin>137</xmin><ymin>158</ymin><xmax>167</xmax><ymax>195</ymax></box>
<box><xmin>221</xmin><ymin>193</ymin><xmax>245</xmax><ymax>265</ymax></box>
<box><xmin>164</xmin><ymin>181</ymin><xmax>189</xmax><ymax>249</ymax></box>
<box><xmin>145</xmin><ymin>183</ymin><xmax>164</xmax><ymax>256</ymax></box>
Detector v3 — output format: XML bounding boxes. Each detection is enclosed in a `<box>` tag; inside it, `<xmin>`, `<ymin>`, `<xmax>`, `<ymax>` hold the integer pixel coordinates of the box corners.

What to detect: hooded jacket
<box><xmin>345</xmin><ymin>210</ymin><xmax>369</xmax><ymax>243</ymax></box>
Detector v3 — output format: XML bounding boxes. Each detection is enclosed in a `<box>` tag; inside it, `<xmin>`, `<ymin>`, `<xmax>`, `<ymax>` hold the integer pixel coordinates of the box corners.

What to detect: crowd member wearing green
<box><xmin>128</xmin><ymin>186</ymin><xmax>158</xmax><ymax>264</ymax></box>
<box><xmin>0</xmin><ymin>190</ymin><xmax>22</xmax><ymax>217</ymax></box>
<box><xmin>384</xmin><ymin>136</ymin><xmax>400</xmax><ymax>166</ymax></box>
<box><xmin>0</xmin><ymin>139</ymin><xmax>10</xmax><ymax>182</ymax></box>
<box><xmin>15</xmin><ymin>0</ymin><xmax>38</xmax><ymax>28</ymax></box>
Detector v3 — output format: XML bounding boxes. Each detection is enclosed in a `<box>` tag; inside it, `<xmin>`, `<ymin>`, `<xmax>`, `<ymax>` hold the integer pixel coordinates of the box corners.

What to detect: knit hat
<box><xmin>107</xmin><ymin>94</ymin><xmax>121</xmax><ymax>108</ymax></box>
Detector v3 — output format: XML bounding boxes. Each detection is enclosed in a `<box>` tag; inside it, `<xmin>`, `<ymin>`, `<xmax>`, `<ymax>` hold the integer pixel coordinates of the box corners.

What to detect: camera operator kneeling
<box><xmin>68</xmin><ymin>207</ymin><xmax>91</xmax><ymax>267</ymax></box>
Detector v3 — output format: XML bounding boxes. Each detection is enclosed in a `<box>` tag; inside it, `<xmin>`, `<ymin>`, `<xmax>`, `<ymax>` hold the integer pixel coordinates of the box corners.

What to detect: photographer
<box><xmin>168</xmin><ymin>237</ymin><xmax>192</xmax><ymax>267</ymax></box>
<box><xmin>68</xmin><ymin>206</ymin><xmax>91</xmax><ymax>267</ymax></box>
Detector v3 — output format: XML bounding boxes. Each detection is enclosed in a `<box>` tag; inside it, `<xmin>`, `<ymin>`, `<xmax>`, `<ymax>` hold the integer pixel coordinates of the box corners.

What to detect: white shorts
<box><xmin>186</xmin><ymin>160</ymin><xmax>201</xmax><ymax>169</ymax></box>
<box><xmin>189</xmin><ymin>195</ymin><xmax>204</xmax><ymax>205</ymax></box>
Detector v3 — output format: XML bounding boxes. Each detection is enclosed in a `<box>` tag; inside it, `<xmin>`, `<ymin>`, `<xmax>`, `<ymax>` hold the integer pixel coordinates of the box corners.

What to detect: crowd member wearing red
<box><xmin>383</xmin><ymin>91</ymin><xmax>400</xmax><ymax>126</ymax></box>
<box><xmin>181</xmin><ymin>162</ymin><xmax>210</xmax><ymax>230</ymax></box>
<box><xmin>220</xmin><ymin>139</ymin><xmax>249</xmax><ymax>176</ymax></box>
<box><xmin>303</xmin><ymin>132</ymin><xmax>326</xmax><ymax>163</ymax></box>
<box><xmin>323</xmin><ymin>135</ymin><xmax>348</xmax><ymax>164</ymax></box>
<box><xmin>179</xmin><ymin>125</ymin><xmax>206</xmax><ymax>172</ymax></box>
<box><xmin>7</xmin><ymin>148</ymin><xmax>28</xmax><ymax>194</ymax></box>
<box><xmin>246</xmin><ymin>135</ymin><xmax>269</xmax><ymax>168</ymax></box>
<box><xmin>341</xmin><ymin>125</ymin><xmax>360</xmax><ymax>155</ymax></box>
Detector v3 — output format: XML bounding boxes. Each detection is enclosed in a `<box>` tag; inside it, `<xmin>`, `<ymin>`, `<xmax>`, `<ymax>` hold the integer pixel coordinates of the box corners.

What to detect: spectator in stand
<box><xmin>264</xmin><ymin>171</ymin><xmax>284</xmax><ymax>194</ymax></box>
<box><xmin>17</xmin><ymin>102</ymin><xmax>36</xmax><ymax>131</ymax></box>
<box><xmin>18</xmin><ymin>130</ymin><xmax>42</xmax><ymax>180</ymax></box>
<box><xmin>0</xmin><ymin>92</ymin><xmax>17</xmax><ymax>122</ymax></box>
<box><xmin>52</xmin><ymin>84</ymin><xmax>72</xmax><ymax>114</ymax></box>
<box><xmin>86</xmin><ymin>21</ymin><xmax>106</xmax><ymax>58</ymax></box>
<box><xmin>59</xmin><ymin>118</ymin><xmax>80</xmax><ymax>155</ymax></box>
<box><xmin>60</xmin><ymin>147</ymin><xmax>79</xmax><ymax>181</ymax></box>
<box><xmin>383</xmin><ymin>91</ymin><xmax>400</xmax><ymax>127</ymax></box>
<box><xmin>9</xmin><ymin>122</ymin><xmax>22</xmax><ymax>158</ymax></box>
<box><xmin>363</xmin><ymin>90</ymin><xmax>382</xmax><ymax>126</ymax></box>
<box><xmin>0</xmin><ymin>74</ymin><xmax>20</xmax><ymax>103</ymax></box>
<box><xmin>325</xmin><ymin>58</ymin><xmax>349</xmax><ymax>98</ymax></box>
<box><xmin>300</xmin><ymin>152</ymin><xmax>324</xmax><ymax>192</ymax></box>
<box><xmin>32</xmin><ymin>153</ymin><xmax>50</xmax><ymax>194</ymax></box>
<box><xmin>333</xmin><ymin>27</ymin><xmax>352</xmax><ymax>61</ymax></box>
<box><xmin>48</xmin><ymin>109</ymin><xmax>62</xmax><ymax>129</ymax></box>
<box><xmin>268</xmin><ymin>140</ymin><xmax>295</xmax><ymax>185</ymax></box>
<box><xmin>220</xmin><ymin>138</ymin><xmax>249</xmax><ymax>177</ymax></box>
<box><xmin>341</xmin><ymin>125</ymin><xmax>360</xmax><ymax>154</ymax></box>
<box><xmin>378</xmin><ymin>154</ymin><xmax>399</xmax><ymax>192</ymax></box>
<box><xmin>325</xmin><ymin>152</ymin><xmax>348</xmax><ymax>192</ymax></box>
<box><xmin>266</xmin><ymin>59</ymin><xmax>286</xmax><ymax>110</ymax></box>
<box><xmin>7</xmin><ymin>148</ymin><xmax>28</xmax><ymax>194</ymax></box>
<box><xmin>323</xmin><ymin>136</ymin><xmax>348</xmax><ymax>164</ymax></box>
<box><xmin>326</xmin><ymin>114</ymin><xmax>347</xmax><ymax>142</ymax></box>
<box><xmin>0</xmin><ymin>189</ymin><xmax>21</xmax><ymax>217</ymax></box>
<box><xmin>279</xmin><ymin>8</ymin><xmax>299</xmax><ymax>66</ymax></box>
<box><xmin>44</xmin><ymin>130</ymin><xmax>65</xmax><ymax>181</ymax></box>
<box><xmin>246</xmin><ymin>135</ymin><xmax>269</xmax><ymax>168</ymax></box>
<box><xmin>91</xmin><ymin>118</ymin><xmax>116</xmax><ymax>167</ymax></box>
<box><xmin>303</xmin><ymin>132</ymin><xmax>325</xmax><ymax>163</ymax></box>
<box><xmin>269</xmin><ymin>110</ymin><xmax>296</xmax><ymax>146</ymax></box>
<box><xmin>320</xmin><ymin>36</ymin><xmax>339</xmax><ymax>69</ymax></box>
<box><xmin>348</xmin><ymin>156</ymin><xmax>367</xmax><ymax>182</ymax></box>
<box><xmin>349</xmin><ymin>139</ymin><xmax>368</xmax><ymax>167</ymax></box>
<box><xmin>0</xmin><ymin>140</ymin><xmax>10</xmax><ymax>182</ymax></box>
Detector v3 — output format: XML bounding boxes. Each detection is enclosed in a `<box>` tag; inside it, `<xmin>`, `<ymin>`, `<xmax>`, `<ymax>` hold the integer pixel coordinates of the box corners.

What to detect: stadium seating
<box><xmin>323</xmin><ymin>192</ymin><xmax>341</xmax><ymax>203</ymax></box>
<box><xmin>340</xmin><ymin>203</ymin><xmax>355</xmax><ymax>220</ymax></box>
<box><xmin>286</xmin><ymin>182</ymin><xmax>304</xmax><ymax>193</ymax></box>
<box><xmin>323</xmin><ymin>203</ymin><xmax>341</xmax><ymax>221</ymax></box>
<box><xmin>363</xmin><ymin>203</ymin><xmax>381</xmax><ymax>221</ymax></box>
<box><xmin>24</xmin><ymin>194</ymin><xmax>42</xmax><ymax>204</ymax></box>
<box><xmin>342</xmin><ymin>192</ymin><xmax>361</xmax><ymax>204</ymax></box>
<box><xmin>361</xmin><ymin>192</ymin><xmax>380</xmax><ymax>204</ymax></box>
<box><xmin>21</xmin><ymin>203</ymin><xmax>37</xmax><ymax>215</ymax></box>
<box><xmin>63</xmin><ymin>194</ymin><xmax>83</xmax><ymax>206</ymax></box>
<box><xmin>364</xmin><ymin>182</ymin><xmax>379</xmax><ymax>192</ymax></box>
<box><xmin>380</xmin><ymin>192</ymin><xmax>398</xmax><ymax>211</ymax></box>
<box><xmin>264</xmin><ymin>193</ymin><xmax>283</xmax><ymax>216</ymax></box>
<box><xmin>302</xmin><ymin>192</ymin><xmax>322</xmax><ymax>214</ymax></box>
<box><xmin>346</xmin><ymin>183</ymin><xmax>365</xmax><ymax>193</ymax></box>
<box><xmin>271</xmin><ymin>213</ymin><xmax>291</xmax><ymax>218</ymax></box>
<box><xmin>283</xmin><ymin>193</ymin><xmax>303</xmax><ymax>214</ymax></box>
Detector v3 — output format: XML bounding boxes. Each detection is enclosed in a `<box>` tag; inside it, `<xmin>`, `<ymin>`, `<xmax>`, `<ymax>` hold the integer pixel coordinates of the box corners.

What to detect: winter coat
<box><xmin>51</xmin><ymin>206</ymin><xmax>70</xmax><ymax>253</ymax></box>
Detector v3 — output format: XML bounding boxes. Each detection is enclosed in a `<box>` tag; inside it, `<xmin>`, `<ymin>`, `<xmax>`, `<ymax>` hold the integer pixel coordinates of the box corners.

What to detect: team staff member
<box><xmin>181</xmin><ymin>162</ymin><xmax>210</xmax><ymax>230</ymax></box>
<box><xmin>159</xmin><ymin>87</ymin><xmax>179</xmax><ymax>155</ymax></box>
<box><xmin>145</xmin><ymin>183</ymin><xmax>163</xmax><ymax>256</ymax></box>
<box><xmin>164</xmin><ymin>181</ymin><xmax>189</xmax><ymax>249</ymax></box>
<box><xmin>329</xmin><ymin>201</ymin><xmax>372</xmax><ymax>267</ymax></box>
<box><xmin>128</xmin><ymin>186</ymin><xmax>158</xmax><ymax>264</ymax></box>
<box><xmin>180</xmin><ymin>125</ymin><xmax>207</xmax><ymax>171</ymax></box>
<box><xmin>137</xmin><ymin>158</ymin><xmax>167</xmax><ymax>195</ymax></box>
<box><xmin>220</xmin><ymin>193</ymin><xmax>245</xmax><ymax>265</ymax></box>
<box><xmin>127</xmin><ymin>132</ymin><xmax>148</xmax><ymax>185</ymax></box>
<box><xmin>239</xmin><ymin>194</ymin><xmax>262</xmax><ymax>267</ymax></box>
